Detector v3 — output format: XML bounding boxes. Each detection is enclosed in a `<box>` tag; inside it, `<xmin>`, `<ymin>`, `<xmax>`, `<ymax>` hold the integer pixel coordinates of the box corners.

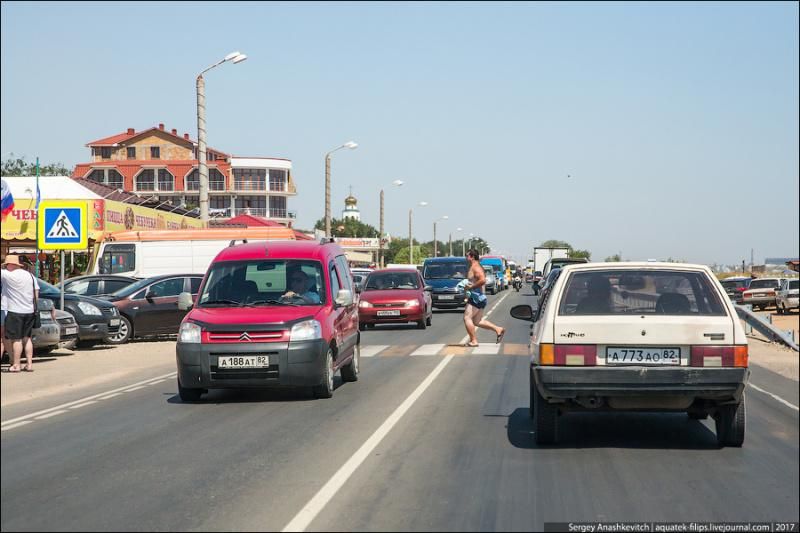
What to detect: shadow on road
<box><xmin>506</xmin><ymin>407</ymin><xmax>720</xmax><ymax>450</ymax></box>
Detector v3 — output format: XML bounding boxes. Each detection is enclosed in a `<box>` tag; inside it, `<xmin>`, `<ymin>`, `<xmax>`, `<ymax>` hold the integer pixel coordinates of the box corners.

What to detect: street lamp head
<box><xmin>225</xmin><ymin>51</ymin><xmax>242</xmax><ymax>61</ymax></box>
<box><xmin>418</xmin><ymin>201</ymin><xmax>428</xmax><ymax>207</ymax></box>
<box><xmin>442</xmin><ymin>215</ymin><xmax>449</xmax><ymax>220</ymax></box>
<box><xmin>232</xmin><ymin>54</ymin><xmax>248</xmax><ymax>64</ymax></box>
<box><xmin>457</xmin><ymin>227</ymin><xmax>463</xmax><ymax>232</ymax></box>
<box><xmin>343</xmin><ymin>141</ymin><xmax>358</xmax><ymax>150</ymax></box>
<box><xmin>392</xmin><ymin>179</ymin><xmax>404</xmax><ymax>187</ymax></box>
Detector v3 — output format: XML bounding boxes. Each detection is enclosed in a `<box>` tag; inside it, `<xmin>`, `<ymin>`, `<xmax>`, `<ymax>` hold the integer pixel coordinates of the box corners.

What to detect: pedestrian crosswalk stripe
<box><xmin>471</xmin><ymin>344</ymin><xmax>501</xmax><ymax>355</ymax></box>
<box><xmin>410</xmin><ymin>344</ymin><xmax>446</xmax><ymax>356</ymax></box>
<box><xmin>360</xmin><ymin>345</ymin><xmax>389</xmax><ymax>358</ymax></box>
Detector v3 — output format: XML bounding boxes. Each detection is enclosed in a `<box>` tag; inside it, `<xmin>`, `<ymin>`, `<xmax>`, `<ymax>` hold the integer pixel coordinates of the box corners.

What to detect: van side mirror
<box><xmin>178</xmin><ymin>292</ymin><xmax>194</xmax><ymax>311</ymax></box>
<box><xmin>510</xmin><ymin>304</ymin><xmax>535</xmax><ymax>322</ymax></box>
<box><xmin>335</xmin><ymin>289</ymin><xmax>353</xmax><ymax>307</ymax></box>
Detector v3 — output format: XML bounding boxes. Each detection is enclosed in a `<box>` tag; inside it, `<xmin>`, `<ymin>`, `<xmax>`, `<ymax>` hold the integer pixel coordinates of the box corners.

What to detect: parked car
<box><xmin>540</xmin><ymin>257</ymin><xmax>589</xmax><ymax>282</ymax></box>
<box><xmin>35</xmin><ymin>278</ymin><xmax>121</xmax><ymax>347</ymax></box>
<box><xmin>62</xmin><ymin>274</ymin><xmax>138</xmax><ymax>298</ymax></box>
<box><xmin>537</xmin><ymin>268</ymin><xmax>564</xmax><ymax>304</ymax></box>
<box><xmin>776</xmin><ymin>279</ymin><xmax>799</xmax><ymax>314</ymax></box>
<box><xmin>741</xmin><ymin>277</ymin><xmax>783</xmax><ymax>310</ymax></box>
<box><xmin>483</xmin><ymin>266</ymin><xmax>498</xmax><ymax>295</ymax></box>
<box><xmin>55</xmin><ymin>310</ymin><xmax>79</xmax><ymax>350</ymax></box>
<box><xmin>175</xmin><ymin>240</ymin><xmax>360</xmax><ymax>401</ymax></box>
<box><xmin>510</xmin><ymin>262</ymin><xmax>749</xmax><ymax>447</ymax></box>
<box><xmin>31</xmin><ymin>298</ymin><xmax>60</xmax><ymax>355</ymax></box>
<box><xmin>358</xmin><ymin>268</ymin><xmax>432</xmax><ymax>330</ymax></box>
<box><xmin>101</xmin><ymin>274</ymin><xmax>204</xmax><ymax>344</ymax></box>
<box><xmin>720</xmin><ymin>276</ymin><xmax>752</xmax><ymax>304</ymax></box>
<box><xmin>422</xmin><ymin>257</ymin><xmax>469</xmax><ymax>309</ymax></box>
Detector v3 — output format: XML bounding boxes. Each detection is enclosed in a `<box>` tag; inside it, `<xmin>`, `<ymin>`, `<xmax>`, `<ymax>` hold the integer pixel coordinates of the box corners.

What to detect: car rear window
<box><xmin>749</xmin><ymin>279</ymin><xmax>779</xmax><ymax>289</ymax></box>
<box><xmin>558</xmin><ymin>270</ymin><xmax>726</xmax><ymax>316</ymax></box>
<box><xmin>721</xmin><ymin>279</ymin><xmax>749</xmax><ymax>290</ymax></box>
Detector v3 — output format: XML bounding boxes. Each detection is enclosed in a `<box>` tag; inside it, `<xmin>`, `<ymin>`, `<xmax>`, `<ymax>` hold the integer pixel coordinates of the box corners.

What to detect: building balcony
<box><xmin>185</xmin><ymin>181</ymin><xmax>226</xmax><ymax>192</ymax></box>
<box><xmin>208</xmin><ymin>207</ymin><xmax>296</xmax><ymax>220</ymax></box>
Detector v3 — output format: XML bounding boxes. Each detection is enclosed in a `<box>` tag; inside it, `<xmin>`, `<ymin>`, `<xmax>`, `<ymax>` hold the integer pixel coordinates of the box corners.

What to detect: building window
<box><xmin>157</xmin><ymin>169</ymin><xmax>174</xmax><ymax>191</ymax></box>
<box><xmin>127</xmin><ymin>147</ymin><xmax>136</xmax><ymax>159</ymax></box>
<box><xmin>150</xmin><ymin>146</ymin><xmax>160</xmax><ymax>159</ymax></box>
<box><xmin>269</xmin><ymin>196</ymin><xmax>287</xmax><ymax>218</ymax></box>
<box><xmin>186</xmin><ymin>170</ymin><xmax>199</xmax><ymax>191</ymax></box>
<box><xmin>210</xmin><ymin>196</ymin><xmax>228</xmax><ymax>209</ymax></box>
<box><xmin>100</xmin><ymin>147</ymin><xmax>112</xmax><ymax>159</ymax></box>
<box><xmin>185</xmin><ymin>168</ymin><xmax>225</xmax><ymax>191</ymax></box>
<box><xmin>136</xmin><ymin>169</ymin><xmax>155</xmax><ymax>191</ymax></box>
<box><xmin>87</xmin><ymin>169</ymin><xmax>106</xmax><ymax>183</ymax></box>
<box><xmin>269</xmin><ymin>169</ymin><xmax>287</xmax><ymax>192</ymax></box>
<box><xmin>107</xmin><ymin>169</ymin><xmax>124</xmax><ymax>189</ymax></box>
<box><xmin>233</xmin><ymin>168</ymin><xmax>266</xmax><ymax>191</ymax></box>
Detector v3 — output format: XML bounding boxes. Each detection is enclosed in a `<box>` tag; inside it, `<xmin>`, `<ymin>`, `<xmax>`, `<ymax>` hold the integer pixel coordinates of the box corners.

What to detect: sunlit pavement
<box><xmin>1</xmin><ymin>288</ymin><xmax>798</xmax><ymax>531</ymax></box>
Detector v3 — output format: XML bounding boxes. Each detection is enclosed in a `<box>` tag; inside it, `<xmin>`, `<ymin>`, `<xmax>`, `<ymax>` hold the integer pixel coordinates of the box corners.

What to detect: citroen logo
<box><xmin>239</xmin><ymin>332</ymin><xmax>252</xmax><ymax>342</ymax></box>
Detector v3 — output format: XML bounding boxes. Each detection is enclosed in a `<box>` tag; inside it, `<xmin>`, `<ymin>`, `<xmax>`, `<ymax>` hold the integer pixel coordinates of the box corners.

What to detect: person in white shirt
<box><xmin>1</xmin><ymin>255</ymin><xmax>39</xmax><ymax>372</ymax></box>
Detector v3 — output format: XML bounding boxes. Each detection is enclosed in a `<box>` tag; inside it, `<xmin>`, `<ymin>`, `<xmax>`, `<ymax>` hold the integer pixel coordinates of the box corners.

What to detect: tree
<box><xmin>313</xmin><ymin>217</ymin><xmax>380</xmax><ymax>238</ymax></box>
<box><xmin>1</xmin><ymin>153</ymin><xmax>71</xmax><ymax>176</ymax></box>
<box><xmin>605</xmin><ymin>253</ymin><xmax>622</xmax><ymax>262</ymax></box>
<box><xmin>392</xmin><ymin>245</ymin><xmax>432</xmax><ymax>265</ymax></box>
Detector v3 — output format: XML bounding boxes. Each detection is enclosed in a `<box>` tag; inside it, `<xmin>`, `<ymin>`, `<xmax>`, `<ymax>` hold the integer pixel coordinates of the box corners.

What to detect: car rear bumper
<box><xmin>743</xmin><ymin>296</ymin><xmax>775</xmax><ymax>305</ymax></box>
<box><xmin>533</xmin><ymin>366</ymin><xmax>749</xmax><ymax>404</ymax></box>
<box><xmin>431</xmin><ymin>294</ymin><xmax>466</xmax><ymax>308</ymax></box>
<box><xmin>176</xmin><ymin>339</ymin><xmax>328</xmax><ymax>390</ymax></box>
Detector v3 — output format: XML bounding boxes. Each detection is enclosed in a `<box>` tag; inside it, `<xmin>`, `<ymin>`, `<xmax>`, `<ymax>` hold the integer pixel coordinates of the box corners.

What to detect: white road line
<box><xmin>360</xmin><ymin>345</ymin><xmax>389</xmax><ymax>358</ymax></box>
<box><xmin>122</xmin><ymin>386</ymin><xmax>146</xmax><ymax>393</ymax></box>
<box><xmin>35</xmin><ymin>410</ymin><xmax>67</xmax><ymax>420</ymax></box>
<box><xmin>471</xmin><ymin>344</ymin><xmax>500</xmax><ymax>355</ymax></box>
<box><xmin>0</xmin><ymin>371</ymin><xmax>178</xmax><ymax>428</ymax></box>
<box><xmin>749</xmin><ymin>383</ymin><xmax>799</xmax><ymax>411</ymax></box>
<box><xmin>148</xmin><ymin>379</ymin><xmax>166</xmax><ymax>385</ymax></box>
<box><xmin>410</xmin><ymin>344</ymin><xmax>445</xmax><ymax>356</ymax></box>
<box><xmin>1</xmin><ymin>421</ymin><xmax>32</xmax><ymax>431</ymax></box>
<box><xmin>98</xmin><ymin>393</ymin><xmax>123</xmax><ymax>400</ymax></box>
<box><xmin>69</xmin><ymin>401</ymin><xmax>98</xmax><ymax>410</ymax></box>
<box><xmin>282</xmin><ymin>355</ymin><xmax>455</xmax><ymax>532</ymax></box>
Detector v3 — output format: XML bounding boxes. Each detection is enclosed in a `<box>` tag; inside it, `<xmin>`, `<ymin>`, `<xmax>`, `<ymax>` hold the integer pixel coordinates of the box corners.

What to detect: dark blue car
<box><xmin>422</xmin><ymin>257</ymin><xmax>469</xmax><ymax>309</ymax></box>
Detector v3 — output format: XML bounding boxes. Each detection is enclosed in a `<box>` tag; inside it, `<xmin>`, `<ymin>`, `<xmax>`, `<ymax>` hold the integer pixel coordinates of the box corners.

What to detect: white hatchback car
<box><xmin>510</xmin><ymin>262</ymin><xmax>749</xmax><ymax>447</ymax></box>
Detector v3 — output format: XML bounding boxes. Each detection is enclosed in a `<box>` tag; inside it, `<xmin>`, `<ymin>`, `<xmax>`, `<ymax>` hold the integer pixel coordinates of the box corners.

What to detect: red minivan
<box><xmin>175</xmin><ymin>240</ymin><xmax>360</xmax><ymax>401</ymax></box>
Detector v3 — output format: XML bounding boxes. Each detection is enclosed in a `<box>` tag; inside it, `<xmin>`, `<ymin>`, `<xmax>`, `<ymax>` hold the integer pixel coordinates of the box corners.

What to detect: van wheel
<box><xmin>312</xmin><ymin>347</ymin><xmax>335</xmax><ymax>399</ymax></box>
<box><xmin>105</xmin><ymin>316</ymin><xmax>132</xmax><ymax>345</ymax></box>
<box><xmin>531</xmin><ymin>369</ymin><xmax>557</xmax><ymax>445</ymax></box>
<box><xmin>177</xmin><ymin>377</ymin><xmax>203</xmax><ymax>402</ymax></box>
<box><xmin>340</xmin><ymin>346</ymin><xmax>359</xmax><ymax>383</ymax></box>
<box><xmin>715</xmin><ymin>395</ymin><xmax>745</xmax><ymax>447</ymax></box>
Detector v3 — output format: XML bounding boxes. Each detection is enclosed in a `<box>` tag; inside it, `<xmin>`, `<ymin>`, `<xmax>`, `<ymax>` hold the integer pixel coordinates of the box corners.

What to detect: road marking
<box><xmin>410</xmin><ymin>344</ymin><xmax>445</xmax><ymax>356</ymax></box>
<box><xmin>122</xmin><ymin>386</ymin><xmax>146</xmax><ymax>393</ymax></box>
<box><xmin>35</xmin><ymin>410</ymin><xmax>67</xmax><ymax>420</ymax></box>
<box><xmin>749</xmin><ymin>383</ymin><xmax>799</xmax><ymax>411</ymax></box>
<box><xmin>69</xmin><ymin>401</ymin><xmax>98</xmax><ymax>410</ymax></box>
<box><xmin>282</xmin><ymin>355</ymin><xmax>455</xmax><ymax>532</ymax></box>
<box><xmin>359</xmin><ymin>345</ymin><xmax>389</xmax><ymax>358</ymax></box>
<box><xmin>1</xmin><ymin>421</ymin><xmax>32</xmax><ymax>431</ymax></box>
<box><xmin>471</xmin><ymin>344</ymin><xmax>501</xmax><ymax>355</ymax></box>
<box><xmin>0</xmin><ymin>371</ymin><xmax>178</xmax><ymax>429</ymax></box>
<box><xmin>148</xmin><ymin>379</ymin><xmax>166</xmax><ymax>385</ymax></box>
<box><xmin>98</xmin><ymin>393</ymin><xmax>122</xmax><ymax>400</ymax></box>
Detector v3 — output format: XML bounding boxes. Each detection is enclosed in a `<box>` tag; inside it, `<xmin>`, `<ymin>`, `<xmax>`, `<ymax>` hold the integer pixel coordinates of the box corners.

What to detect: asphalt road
<box><xmin>1</xmin><ymin>288</ymin><xmax>798</xmax><ymax>531</ymax></box>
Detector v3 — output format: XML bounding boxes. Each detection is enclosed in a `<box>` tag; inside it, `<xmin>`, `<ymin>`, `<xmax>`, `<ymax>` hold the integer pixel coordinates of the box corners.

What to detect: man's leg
<box><xmin>463</xmin><ymin>305</ymin><xmax>478</xmax><ymax>345</ymax></box>
<box><xmin>23</xmin><ymin>336</ymin><xmax>33</xmax><ymax>370</ymax></box>
<box><xmin>10</xmin><ymin>339</ymin><xmax>23</xmax><ymax>370</ymax></box>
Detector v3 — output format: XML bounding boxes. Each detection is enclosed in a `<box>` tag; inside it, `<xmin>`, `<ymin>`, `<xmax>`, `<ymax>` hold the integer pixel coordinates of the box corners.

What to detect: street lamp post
<box><xmin>379</xmin><ymin>179</ymin><xmax>403</xmax><ymax>267</ymax></box>
<box><xmin>408</xmin><ymin>201</ymin><xmax>427</xmax><ymax>264</ymax></box>
<box><xmin>433</xmin><ymin>215</ymin><xmax>448</xmax><ymax>257</ymax></box>
<box><xmin>324</xmin><ymin>141</ymin><xmax>358</xmax><ymax>237</ymax></box>
<box><xmin>196</xmin><ymin>50</ymin><xmax>247</xmax><ymax>222</ymax></box>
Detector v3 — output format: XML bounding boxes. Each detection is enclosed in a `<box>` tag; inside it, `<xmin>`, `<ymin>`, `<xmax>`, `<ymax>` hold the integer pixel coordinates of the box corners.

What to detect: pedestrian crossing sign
<box><xmin>38</xmin><ymin>200</ymin><xmax>88</xmax><ymax>250</ymax></box>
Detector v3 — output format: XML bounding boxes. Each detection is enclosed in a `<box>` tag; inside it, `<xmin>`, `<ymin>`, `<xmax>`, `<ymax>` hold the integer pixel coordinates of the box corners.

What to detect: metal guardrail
<box><xmin>735</xmin><ymin>304</ymin><xmax>798</xmax><ymax>351</ymax></box>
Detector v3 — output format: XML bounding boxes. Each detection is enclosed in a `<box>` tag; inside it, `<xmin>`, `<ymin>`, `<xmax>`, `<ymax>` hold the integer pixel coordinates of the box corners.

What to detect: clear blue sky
<box><xmin>2</xmin><ymin>1</ymin><xmax>798</xmax><ymax>267</ymax></box>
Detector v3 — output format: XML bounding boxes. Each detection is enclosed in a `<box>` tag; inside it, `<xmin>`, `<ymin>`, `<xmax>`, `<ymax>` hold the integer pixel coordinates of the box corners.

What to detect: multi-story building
<box><xmin>71</xmin><ymin>123</ymin><xmax>297</xmax><ymax>223</ymax></box>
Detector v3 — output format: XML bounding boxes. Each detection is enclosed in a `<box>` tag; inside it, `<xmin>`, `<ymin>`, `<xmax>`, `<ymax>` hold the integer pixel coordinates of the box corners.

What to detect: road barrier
<box><xmin>735</xmin><ymin>304</ymin><xmax>798</xmax><ymax>352</ymax></box>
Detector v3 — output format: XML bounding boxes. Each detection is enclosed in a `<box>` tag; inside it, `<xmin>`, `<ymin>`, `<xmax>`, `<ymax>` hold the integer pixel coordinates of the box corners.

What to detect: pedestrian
<box><xmin>463</xmin><ymin>249</ymin><xmax>504</xmax><ymax>347</ymax></box>
<box><xmin>1</xmin><ymin>269</ymin><xmax>9</xmax><ymax>363</ymax></box>
<box><xmin>1</xmin><ymin>255</ymin><xmax>39</xmax><ymax>372</ymax></box>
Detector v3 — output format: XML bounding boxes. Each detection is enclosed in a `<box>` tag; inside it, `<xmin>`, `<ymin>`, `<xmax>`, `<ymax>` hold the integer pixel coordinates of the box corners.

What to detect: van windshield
<box><xmin>423</xmin><ymin>262</ymin><xmax>468</xmax><ymax>279</ymax></box>
<box><xmin>198</xmin><ymin>260</ymin><xmax>325</xmax><ymax>307</ymax></box>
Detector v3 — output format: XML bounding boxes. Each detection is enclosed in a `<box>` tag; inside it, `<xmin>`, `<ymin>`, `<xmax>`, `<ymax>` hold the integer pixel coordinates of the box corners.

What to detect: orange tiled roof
<box><xmin>86</xmin><ymin>126</ymin><xmax>229</xmax><ymax>157</ymax></box>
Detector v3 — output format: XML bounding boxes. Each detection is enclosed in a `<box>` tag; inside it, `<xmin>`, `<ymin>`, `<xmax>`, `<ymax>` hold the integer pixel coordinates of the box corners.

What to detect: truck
<box><xmin>89</xmin><ymin>227</ymin><xmax>297</xmax><ymax>278</ymax></box>
<box><xmin>532</xmin><ymin>247</ymin><xmax>570</xmax><ymax>274</ymax></box>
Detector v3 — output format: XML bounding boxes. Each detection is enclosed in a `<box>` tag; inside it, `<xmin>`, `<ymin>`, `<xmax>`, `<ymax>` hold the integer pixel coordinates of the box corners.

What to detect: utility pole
<box><xmin>449</xmin><ymin>233</ymin><xmax>452</xmax><ymax>256</ymax></box>
<box><xmin>408</xmin><ymin>208</ymin><xmax>413</xmax><ymax>265</ymax></box>
<box><xmin>433</xmin><ymin>222</ymin><xmax>437</xmax><ymax>257</ymax></box>
<box><xmin>379</xmin><ymin>189</ymin><xmax>384</xmax><ymax>267</ymax></box>
<box><xmin>324</xmin><ymin>154</ymin><xmax>331</xmax><ymax>237</ymax></box>
<box><xmin>750</xmin><ymin>248</ymin><xmax>754</xmax><ymax>273</ymax></box>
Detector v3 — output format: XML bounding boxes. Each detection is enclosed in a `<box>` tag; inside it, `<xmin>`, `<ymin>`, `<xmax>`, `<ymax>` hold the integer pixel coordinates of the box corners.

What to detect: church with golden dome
<box><xmin>342</xmin><ymin>187</ymin><xmax>361</xmax><ymax>221</ymax></box>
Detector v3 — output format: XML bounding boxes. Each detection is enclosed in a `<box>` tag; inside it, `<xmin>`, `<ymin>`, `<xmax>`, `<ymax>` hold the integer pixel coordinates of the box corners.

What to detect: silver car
<box><xmin>483</xmin><ymin>266</ymin><xmax>498</xmax><ymax>295</ymax></box>
<box><xmin>32</xmin><ymin>299</ymin><xmax>61</xmax><ymax>354</ymax></box>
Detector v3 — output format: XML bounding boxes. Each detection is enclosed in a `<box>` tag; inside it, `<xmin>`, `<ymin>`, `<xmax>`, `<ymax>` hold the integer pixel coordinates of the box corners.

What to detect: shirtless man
<box><xmin>463</xmin><ymin>249</ymin><xmax>505</xmax><ymax>346</ymax></box>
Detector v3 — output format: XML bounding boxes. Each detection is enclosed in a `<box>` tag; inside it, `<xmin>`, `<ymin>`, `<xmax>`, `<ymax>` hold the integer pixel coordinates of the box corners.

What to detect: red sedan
<box><xmin>358</xmin><ymin>268</ymin><xmax>433</xmax><ymax>330</ymax></box>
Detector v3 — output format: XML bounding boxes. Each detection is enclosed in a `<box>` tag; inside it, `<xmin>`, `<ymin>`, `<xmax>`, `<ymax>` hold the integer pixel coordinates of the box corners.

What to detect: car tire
<box><xmin>359</xmin><ymin>323</ymin><xmax>366</xmax><ymax>331</ymax></box>
<box><xmin>105</xmin><ymin>316</ymin><xmax>132</xmax><ymax>345</ymax></box>
<box><xmin>340</xmin><ymin>345</ymin><xmax>360</xmax><ymax>383</ymax></box>
<box><xmin>531</xmin><ymin>369</ymin><xmax>557</xmax><ymax>445</ymax></box>
<box><xmin>177</xmin><ymin>377</ymin><xmax>203</xmax><ymax>402</ymax></box>
<box><xmin>312</xmin><ymin>347</ymin><xmax>335</xmax><ymax>399</ymax></box>
<box><xmin>715</xmin><ymin>395</ymin><xmax>745</xmax><ymax>447</ymax></box>
<box><xmin>417</xmin><ymin>319</ymin><xmax>427</xmax><ymax>330</ymax></box>
<box><xmin>367</xmin><ymin>323</ymin><xmax>375</xmax><ymax>329</ymax></box>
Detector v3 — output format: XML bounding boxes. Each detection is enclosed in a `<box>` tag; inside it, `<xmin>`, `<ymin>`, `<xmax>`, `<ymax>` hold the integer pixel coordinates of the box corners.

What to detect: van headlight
<box><xmin>290</xmin><ymin>320</ymin><xmax>322</xmax><ymax>341</ymax></box>
<box><xmin>77</xmin><ymin>302</ymin><xmax>102</xmax><ymax>316</ymax></box>
<box><xmin>179</xmin><ymin>322</ymin><xmax>202</xmax><ymax>343</ymax></box>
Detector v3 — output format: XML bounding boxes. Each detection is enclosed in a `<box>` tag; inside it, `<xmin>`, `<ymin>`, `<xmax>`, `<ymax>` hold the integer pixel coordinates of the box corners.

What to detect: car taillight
<box><xmin>538</xmin><ymin>344</ymin><xmax>597</xmax><ymax>366</ymax></box>
<box><xmin>690</xmin><ymin>345</ymin><xmax>748</xmax><ymax>367</ymax></box>
<box><xmin>736</xmin><ymin>287</ymin><xmax>747</xmax><ymax>292</ymax></box>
